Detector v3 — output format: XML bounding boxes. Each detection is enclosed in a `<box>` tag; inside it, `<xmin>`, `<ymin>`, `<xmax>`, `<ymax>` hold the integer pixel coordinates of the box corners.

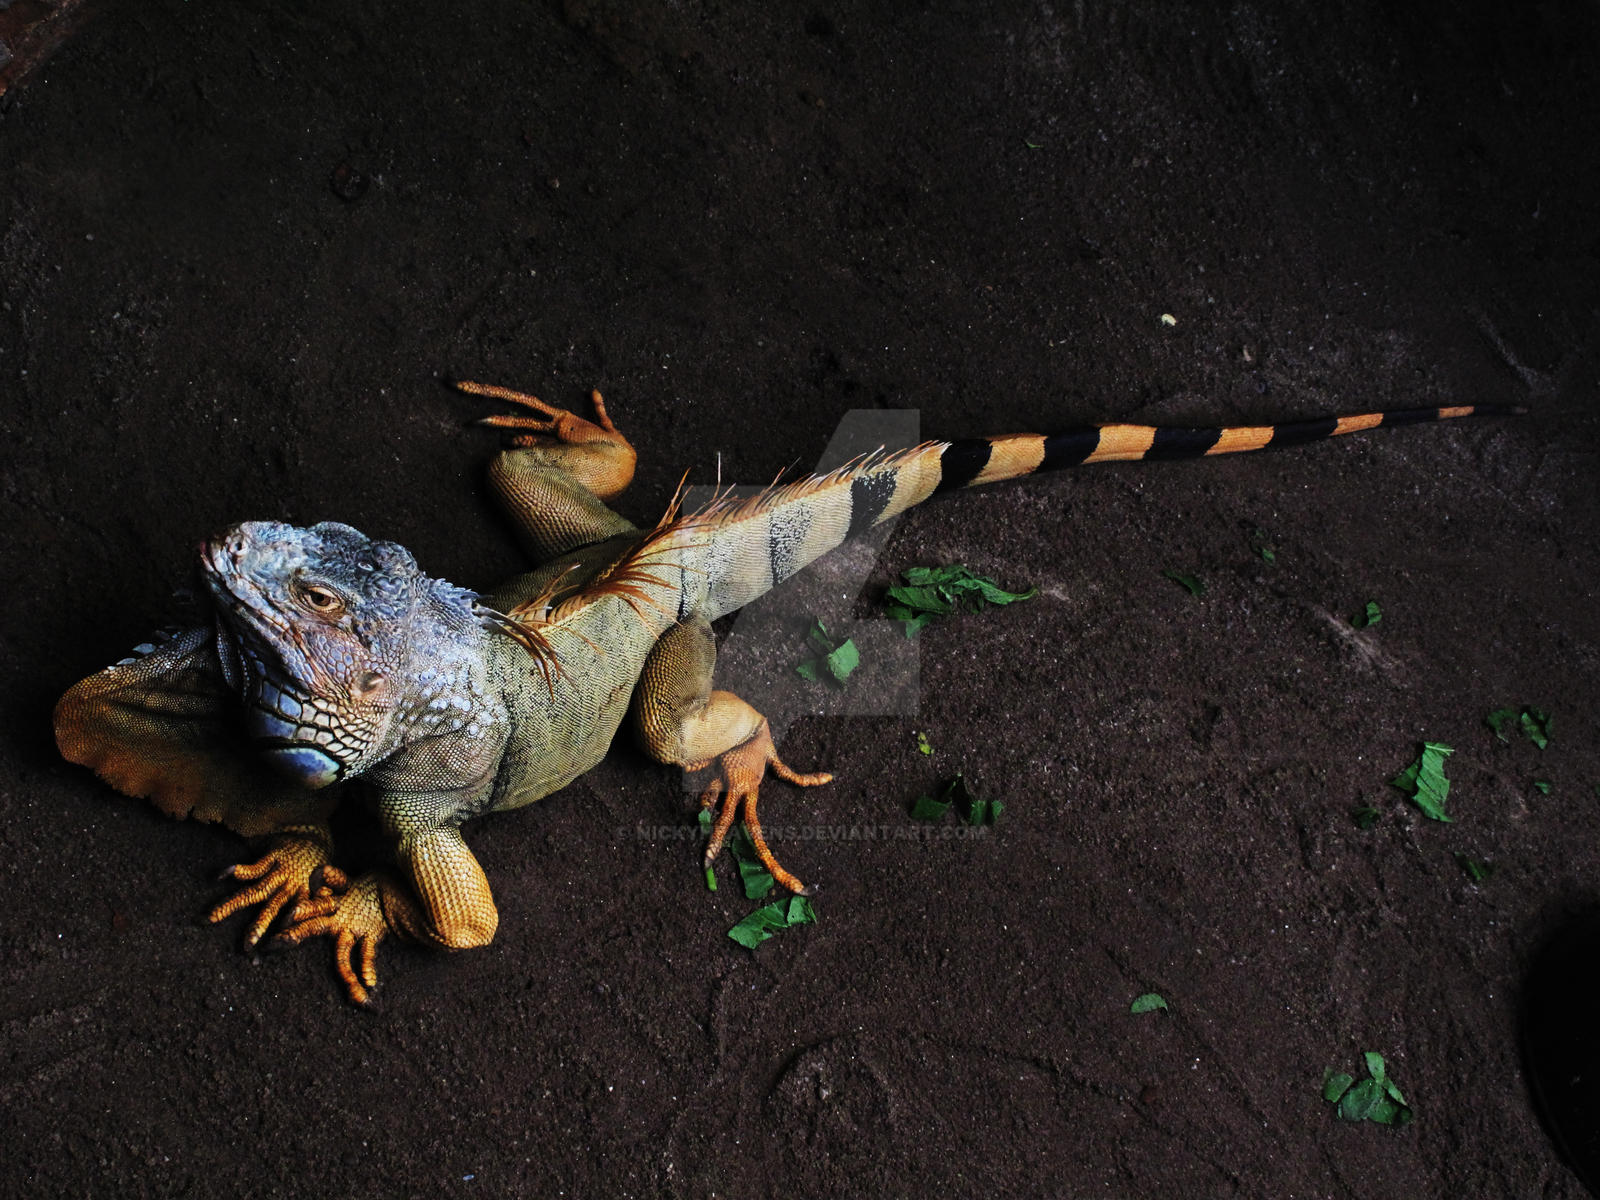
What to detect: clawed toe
<box><xmin>695</xmin><ymin>720</ymin><xmax>832</xmax><ymax>895</ymax></box>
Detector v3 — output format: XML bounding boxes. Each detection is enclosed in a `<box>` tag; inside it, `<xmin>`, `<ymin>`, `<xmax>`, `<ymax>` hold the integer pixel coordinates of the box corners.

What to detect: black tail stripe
<box><xmin>1147</xmin><ymin>426</ymin><xmax>1224</xmax><ymax>459</ymax></box>
<box><xmin>847</xmin><ymin>471</ymin><xmax>898</xmax><ymax>537</ymax></box>
<box><xmin>1266</xmin><ymin>415</ymin><xmax>1341</xmax><ymax>448</ymax></box>
<box><xmin>934</xmin><ymin>439</ymin><xmax>993</xmax><ymax>493</ymax></box>
<box><xmin>1040</xmin><ymin>428</ymin><xmax>1101</xmax><ymax>471</ymax></box>
<box><xmin>1376</xmin><ymin>407</ymin><xmax>1444</xmax><ymax>428</ymax></box>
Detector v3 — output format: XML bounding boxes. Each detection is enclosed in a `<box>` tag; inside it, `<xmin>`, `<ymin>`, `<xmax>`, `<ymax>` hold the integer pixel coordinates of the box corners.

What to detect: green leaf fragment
<box><xmin>1520</xmin><ymin>707</ymin><xmax>1552</xmax><ymax>749</ymax></box>
<box><xmin>729</xmin><ymin>827</ymin><xmax>775</xmax><ymax>900</ymax></box>
<box><xmin>1352</xmin><ymin>805</ymin><xmax>1380</xmax><ymax>830</ymax></box>
<box><xmin>882</xmin><ymin>564</ymin><xmax>1034</xmax><ymax>636</ymax></box>
<box><xmin>1488</xmin><ymin>705</ymin><xmax>1551</xmax><ymax>748</ymax></box>
<box><xmin>1533</xmin><ymin>779</ymin><xmax>1551</xmax><ymax>795</ymax></box>
<box><xmin>1353</xmin><ymin>600</ymin><xmax>1382</xmax><ymax>629</ymax></box>
<box><xmin>1456</xmin><ymin>853</ymin><xmax>1494</xmax><ymax>883</ymax></box>
<box><xmin>727</xmin><ymin>895</ymin><xmax>817</xmax><ymax>949</ymax></box>
<box><xmin>910</xmin><ymin>793</ymin><xmax>951</xmax><ymax>821</ymax></box>
<box><xmin>825</xmin><ymin>638</ymin><xmax>859</xmax><ymax>681</ymax></box>
<box><xmin>1162</xmin><ymin>569</ymin><xmax>1205</xmax><ymax>596</ymax></box>
<box><xmin>1130</xmin><ymin>992</ymin><xmax>1169</xmax><ymax>1014</ymax></box>
<box><xmin>1486</xmin><ymin>707</ymin><xmax>1518</xmax><ymax>740</ymax></box>
<box><xmin>914</xmin><ymin>730</ymin><xmax>933</xmax><ymax>756</ymax></box>
<box><xmin>697</xmin><ymin>809</ymin><xmax>718</xmax><ymax>890</ymax></box>
<box><xmin>1323</xmin><ymin>1052</ymin><xmax>1413</xmax><ymax>1126</ymax></box>
<box><xmin>795</xmin><ymin>619</ymin><xmax>860</xmax><ymax>685</ymax></box>
<box><xmin>911</xmin><ymin>774</ymin><xmax>1003</xmax><ymax>825</ymax></box>
<box><xmin>1390</xmin><ymin>742</ymin><xmax>1454</xmax><ymax>822</ymax></box>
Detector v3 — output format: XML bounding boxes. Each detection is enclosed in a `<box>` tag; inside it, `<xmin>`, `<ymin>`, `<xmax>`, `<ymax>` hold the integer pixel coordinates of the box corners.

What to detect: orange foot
<box><xmin>690</xmin><ymin>719</ymin><xmax>833</xmax><ymax>895</ymax></box>
<box><xmin>458</xmin><ymin>380</ymin><xmax>623</xmax><ymax>447</ymax></box>
<box><xmin>274</xmin><ymin>872</ymin><xmax>391</xmax><ymax>1007</ymax></box>
<box><xmin>208</xmin><ymin>827</ymin><xmax>346</xmax><ymax>949</ymax></box>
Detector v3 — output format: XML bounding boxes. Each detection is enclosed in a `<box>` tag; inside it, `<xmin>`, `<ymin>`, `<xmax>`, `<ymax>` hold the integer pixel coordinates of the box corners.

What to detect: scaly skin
<box><xmin>54</xmin><ymin>383</ymin><xmax>1519</xmax><ymax>1003</ymax></box>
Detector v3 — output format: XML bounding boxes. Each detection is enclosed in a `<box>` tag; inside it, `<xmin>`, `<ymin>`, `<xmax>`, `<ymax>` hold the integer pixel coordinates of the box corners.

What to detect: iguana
<box><xmin>53</xmin><ymin>382</ymin><xmax>1517</xmax><ymax>1004</ymax></box>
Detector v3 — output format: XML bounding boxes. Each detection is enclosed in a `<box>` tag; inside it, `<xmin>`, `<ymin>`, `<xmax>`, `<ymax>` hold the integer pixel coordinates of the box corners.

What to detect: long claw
<box><xmin>694</xmin><ymin>719</ymin><xmax>831</xmax><ymax>893</ymax></box>
<box><xmin>208</xmin><ymin>829</ymin><xmax>335</xmax><ymax>949</ymax></box>
<box><xmin>459</xmin><ymin>380</ymin><xmax>619</xmax><ymax>445</ymax></box>
<box><xmin>274</xmin><ymin>873</ymin><xmax>389</xmax><ymax>1007</ymax></box>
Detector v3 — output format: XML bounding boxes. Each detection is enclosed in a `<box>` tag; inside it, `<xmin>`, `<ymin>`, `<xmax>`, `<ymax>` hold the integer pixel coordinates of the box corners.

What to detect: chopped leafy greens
<box><xmin>727</xmin><ymin>895</ymin><xmax>817</xmax><ymax>949</ymax></box>
<box><xmin>1322</xmin><ymin>1052</ymin><xmax>1412</xmax><ymax>1126</ymax></box>
<box><xmin>697</xmin><ymin>809</ymin><xmax>717</xmax><ymax>891</ymax></box>
<box><xmin>1131</xmin><ymin>992</ymin><xmax>1169</xmax><ymax>1014</ymax></box>
<box><xmin>910</xmin><ymin>792</ymin><xmax>951</xmax><ymax>821</ymax></box>
<box><xmin>794</xmin><ymin>619</ymin><xmax>859</xmax><ymax>685</ymax></box>
<box><xmin>1249</xmin><ymin>527</ymin><xmax>1277</xmax><ymax>564</ymax></box>
<box><xmin>729</xmin><ymin>827</ymin><xmax>776</xmax><ymax>900</ymax></box>
<box><xmin>911</xmin><ymin>774</ymin><xmax>1004</xmax><ymax>826</ymax></box>
<box><xmin>1390</xmin><ymin>742</ymin><xmax>1454</xmax><ymax>823</ymax></box>
<box><xmin>882</xmin><ymin>564</ymin><xmax>1035</xmax><ymax>637</ymax></box>
<box><xmin>1162</xmin><ymin>569</ymin><xmax>1205</xmax><ymax>596</ymax></box>
<box><xmin>1487</xmin><ymin>705</ymin><xmax>1551</xmax><ymax>749</ymax></box>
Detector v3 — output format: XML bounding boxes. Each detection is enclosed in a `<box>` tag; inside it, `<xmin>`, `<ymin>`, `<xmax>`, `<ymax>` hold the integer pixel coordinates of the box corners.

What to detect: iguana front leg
<box><xmin>635</xmin><ymin>617</ymin><xmax>832</xmax><ymax>893</ymax></box>
<box><xmin>208</xmin><ymin>823</ymin><xmax>343</xmax><ymax>949</ymax></box>
<box><xmin>275</xmin><ymin>822</ymin><xmax>498</xmax><ymax>1006</ymax></box>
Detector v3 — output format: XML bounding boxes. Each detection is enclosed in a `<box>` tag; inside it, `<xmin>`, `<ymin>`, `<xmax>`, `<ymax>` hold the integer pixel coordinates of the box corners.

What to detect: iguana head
<box><xmin>201</xmin><ymin>520</ymin><xmax>479</xmax><ymax>788</ymax></box>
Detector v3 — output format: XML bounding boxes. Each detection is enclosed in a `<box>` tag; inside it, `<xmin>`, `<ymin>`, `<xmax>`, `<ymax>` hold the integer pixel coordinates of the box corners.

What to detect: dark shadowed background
<box><xmin>3</xmin><ymin>2</ymin><xmax>1598</xmax><ymax>1195</ymax></box>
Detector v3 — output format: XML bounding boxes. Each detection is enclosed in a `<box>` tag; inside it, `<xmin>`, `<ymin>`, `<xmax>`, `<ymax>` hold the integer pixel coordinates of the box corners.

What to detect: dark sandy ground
<box><xmin>4</xmin><ymin>2</ymin><xmax>1599</xmax><ymax>1196</ymax></box>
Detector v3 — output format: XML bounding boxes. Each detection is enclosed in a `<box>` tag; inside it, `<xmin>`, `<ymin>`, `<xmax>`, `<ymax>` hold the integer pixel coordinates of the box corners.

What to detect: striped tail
<box><xmin>653</xmin><ymin>403</ymin><xmax>1522</xmax><ymax>622</ymax></box>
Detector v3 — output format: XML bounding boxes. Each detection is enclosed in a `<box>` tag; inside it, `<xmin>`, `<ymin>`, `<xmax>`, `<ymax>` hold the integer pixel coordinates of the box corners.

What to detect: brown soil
<box><xmin>4</xmin><ymin>2</ymin><xmax>1599</xmax><ymax>1196</ymax></box>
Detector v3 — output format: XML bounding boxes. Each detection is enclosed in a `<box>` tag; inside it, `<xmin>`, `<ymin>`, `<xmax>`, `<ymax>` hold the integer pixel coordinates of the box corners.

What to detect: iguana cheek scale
<box><xmin>53</xmin><ymin>381</ymin><xmax>1519</xmax><ymax>1005</ymax></box>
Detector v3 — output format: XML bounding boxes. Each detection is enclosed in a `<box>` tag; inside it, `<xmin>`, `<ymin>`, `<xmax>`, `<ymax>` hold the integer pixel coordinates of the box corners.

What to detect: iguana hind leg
<box><xmin>635</xmin><ymin>617</ymin><xmax>832</xmax><ymax>894</ymax></box>
<box><xmin>459</xmin><ymin>380</ymin><xmax>640</xmax><ymax>561</ymax></box>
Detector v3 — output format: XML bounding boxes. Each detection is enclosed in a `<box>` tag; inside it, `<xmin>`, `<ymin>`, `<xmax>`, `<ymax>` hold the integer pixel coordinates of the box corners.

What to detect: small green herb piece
<box><xmin>1322</xmin><ymin>1072</ymin><xmax>1355</xmax><ymax>1103</ymax></box>
<box><xmin>727</xmin><ymin>894</ymin><xmax>817</xmax><ymax>949</ymax></box>
<box><xmin>911</xmin><ymin>774</ymin><xmax>1003</xmax><ymax>825</ymax></box>
<box><xmin>1352</xmin><ymin>600</ymin><xmax>1382</xmax><ymax>629</ymax></box>
<box><xmin>697</xmin><ymin>809</ymin><xmax>718</xmax><ymax>891</ymax></box>
<box><xmin>915</xmin><ymin>730</ymin><xmax>933</xmax><ymax>756</ymax></box>
<box><xmin>883</xmin><ymin>564</ymin><xmax>1036</xmax><ymax>637</ymax></box>
<box><xmin>1323</xmin><ymin>1052</ymin><xmax>1412</xmax><ymax>1126</ymax></box>
<box><xmin>910</xmin><ymin>792</ymin><xmax>951</xmax><ymax>821</ymax></box>
<box><xmin>1162</xmin><ymin>569</ymin><xmax>1205</xmax><ymax>596</ymax></box>
<box><xmin>1352</xmin><ymin>805</ymin><xmax>1380</xmax><ymax>830</ymax></box>
<box><xmin>1248</xmin><ymin>527</ymin><xmax>1277</xmax><ymax>564</ymax></box>
<box><xmin>1456</xmin><ymin>853</ymin><xmax>1494</xmax><ymax>883</ymax></box>
<box><xmin>728</xmin><ymin>827</ymin><xmax>775</xmax><ymax>900</ymax></box>
<box><xmin>1389</xmin><ymin>742</ymin><xmax>1455</xmax><ymax>823</ymax></box>
<box><xmin>1520</xmin><ymin>707</ymin><xmax>1552</xmax><ymax>749</ymax></box>
<box><xmin>794</xmin><ymin>619</ymin><xmax>860</xmax><ymax>685</ymax></box>
<box><xmin>1131</xmin><ymin>992</ymin><xmax>1169</xmax><ymax>1014</ymax></box>
<box><xmin>1533</xmin><ymin>779</ymin><xmax>1551</xmax><ymax>795</ymax></box>
<box><xmin>1488</xmin><ymin>705</ymin><xmax>1552</xmax><ymax>749</ymax></box>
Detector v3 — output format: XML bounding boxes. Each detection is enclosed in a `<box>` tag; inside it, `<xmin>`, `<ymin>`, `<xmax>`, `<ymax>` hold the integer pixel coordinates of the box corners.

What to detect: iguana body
<box><xmin>54</xmin><ymin>383</ymin><xmax>1516</xmax><ymax>1003</ymax></box>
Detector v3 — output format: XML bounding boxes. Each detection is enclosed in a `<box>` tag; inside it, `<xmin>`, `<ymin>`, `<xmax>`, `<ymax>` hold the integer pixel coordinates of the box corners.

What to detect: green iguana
<box><xmin>54</xmin><ymin>381</ymin><xmax>1517</xmax><ymax>1004</ymax></box>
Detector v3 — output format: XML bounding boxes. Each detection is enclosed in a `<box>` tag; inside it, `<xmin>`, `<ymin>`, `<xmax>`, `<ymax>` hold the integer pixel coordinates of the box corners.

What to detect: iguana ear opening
<box><xmin>54</xmin><ymin>628</ymin><xmax>337</xmax><ymax>838</ymax></box>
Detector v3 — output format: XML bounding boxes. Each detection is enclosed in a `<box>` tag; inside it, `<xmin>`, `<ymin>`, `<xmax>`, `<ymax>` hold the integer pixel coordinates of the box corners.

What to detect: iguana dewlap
<box><xmin>53</xmin><ymin>383</ymin><xmax>1515</xmax><ymax>1004</ymax></box>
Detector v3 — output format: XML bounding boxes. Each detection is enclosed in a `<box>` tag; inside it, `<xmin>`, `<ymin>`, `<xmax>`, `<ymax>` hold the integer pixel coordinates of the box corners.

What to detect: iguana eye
<box><xmin>300</xmin><ymin>585</ymin><xmax>344</xmax><ymax>615</ymax></box>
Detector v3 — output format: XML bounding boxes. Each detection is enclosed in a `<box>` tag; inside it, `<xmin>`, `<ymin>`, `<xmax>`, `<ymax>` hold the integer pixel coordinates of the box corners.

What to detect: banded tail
<box><xmin>618</xmin><ymin>403</ymin><xmax>1522</xmax><ymax>624</ymax></box>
